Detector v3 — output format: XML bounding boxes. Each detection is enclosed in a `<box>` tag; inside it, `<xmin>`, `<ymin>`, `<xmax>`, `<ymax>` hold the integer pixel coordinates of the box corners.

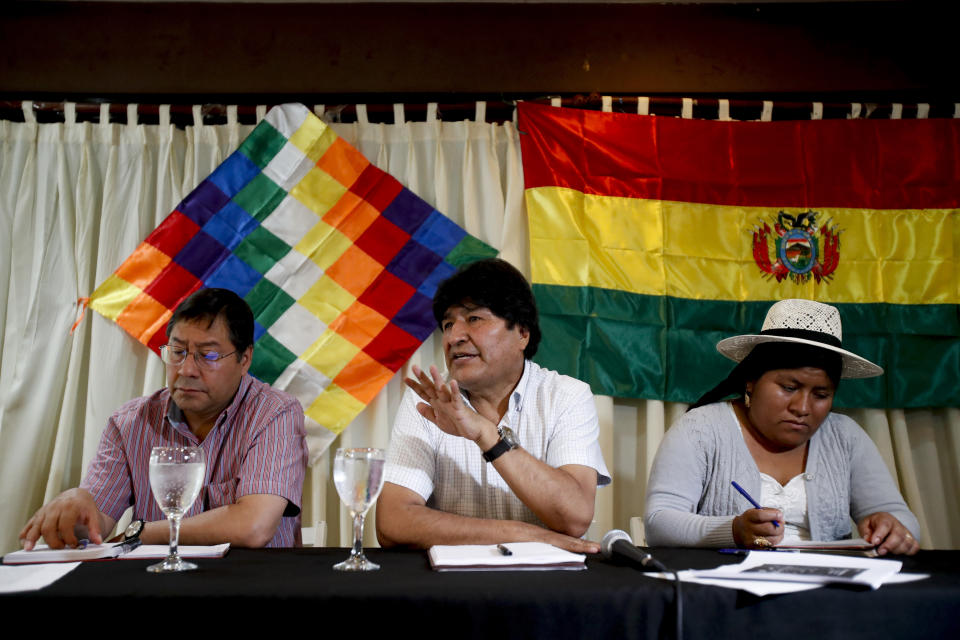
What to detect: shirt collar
<box><xmin>456</xmin><ymin>360</ymin><xmax>530</xmax><ymax>420</ymax></box>
<box><xmin>507</xmin><ymin>359</ymin><xmax>532</xmax><ymax>416</ymax></box>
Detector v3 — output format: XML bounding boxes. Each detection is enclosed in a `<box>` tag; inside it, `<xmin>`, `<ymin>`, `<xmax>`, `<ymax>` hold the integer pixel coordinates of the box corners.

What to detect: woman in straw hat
<box><xmin>643</xmin><ymin>299</ymin><xmax>920</xmax><ymax>555</ymax></box>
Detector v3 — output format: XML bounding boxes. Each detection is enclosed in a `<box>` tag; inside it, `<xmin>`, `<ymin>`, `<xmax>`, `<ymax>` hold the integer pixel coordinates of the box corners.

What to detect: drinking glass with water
<box><xmin>147</xmin><ymin>446</ymin><xmax>205</xmax><ymax>573</ymax></box>
<box><xmin>333</xmin><ymin>448</ymin><xmax>385</xmax><ymax>571</ymax></box>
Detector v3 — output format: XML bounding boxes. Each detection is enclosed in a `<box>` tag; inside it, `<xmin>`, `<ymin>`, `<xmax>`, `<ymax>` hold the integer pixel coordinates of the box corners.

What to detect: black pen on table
<box><xmin>496</xmin><ymin>544</ymin><xmax>512</xmax><ymax>556</ymax></box>
<box><xmin>731</xmin><ymin>480</ymin><xmax>780</xmax><ymax>528</ymax></box>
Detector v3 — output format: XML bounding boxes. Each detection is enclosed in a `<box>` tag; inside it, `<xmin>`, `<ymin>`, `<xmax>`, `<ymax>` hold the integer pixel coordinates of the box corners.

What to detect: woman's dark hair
<box><xmin>689</xmin><ymin>341</ymin><xmax>842</xmax><ymax>410</ymax></box>
<box><xmin>166</xmin><ymin>288</ymin><xmax>254</xmax><ymax>355</ymax></box>
<box><xmin>432</xmin><ymin>258</ymin><xmax>541</xmax><ymax>359</ymax></box>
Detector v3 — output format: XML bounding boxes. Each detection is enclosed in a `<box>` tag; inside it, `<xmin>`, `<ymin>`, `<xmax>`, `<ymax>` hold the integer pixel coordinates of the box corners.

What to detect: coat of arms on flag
<box><xmin>752</xmin><ymin>210</ymin><xmax>841</xmax><ymax>284</ymax></box>
<box><xmin>87</xmin><ymin>103</ymin><xmax>496</xmax><ymax>457</ymax></box>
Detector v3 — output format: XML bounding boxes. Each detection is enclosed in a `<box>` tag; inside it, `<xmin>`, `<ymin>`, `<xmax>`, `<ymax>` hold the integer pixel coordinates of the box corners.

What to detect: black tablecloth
<box><xmin>5</xmin><ymin>547</ymin><xmax>959</xmax><ymax>639</ymax></box>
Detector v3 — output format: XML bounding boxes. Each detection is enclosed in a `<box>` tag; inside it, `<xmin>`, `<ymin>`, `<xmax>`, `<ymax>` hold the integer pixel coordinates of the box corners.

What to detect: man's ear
<box><xmin>240</xmin><ymin>346</ymin><xmax>253</xmax><ymax>374</ymax></box>
<box><xmin>517</xmin><ymin>325</ymin><xmax>530</xmax><ymax>348</ymax></box>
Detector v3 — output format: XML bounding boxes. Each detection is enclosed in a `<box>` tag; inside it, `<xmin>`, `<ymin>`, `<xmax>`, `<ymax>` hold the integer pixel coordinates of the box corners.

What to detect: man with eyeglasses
<box><xmin>20</xmin><ymin>288</ymin><xmax>308</xmax><ymax>550</ymax></box>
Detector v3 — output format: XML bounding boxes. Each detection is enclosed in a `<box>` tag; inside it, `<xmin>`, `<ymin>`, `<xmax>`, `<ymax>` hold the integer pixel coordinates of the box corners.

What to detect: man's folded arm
<box><xmin>489</xmin><ymin>455</ymin><xmax>598</xmax><ymax>537</ymax></box>
<box><xmin>140</xmin><ymin>493</ymin><xmax>288</xmax><ymax>548</ymax></box>
<box><xmin>498</xmin><ymin>380</ymin><xmax>604</xmax><ymax>538</ymax></box>
<box><xmin>375</xmin><ymin>482</ymin><xmax>599</xmax><ymax>554</ymax></box>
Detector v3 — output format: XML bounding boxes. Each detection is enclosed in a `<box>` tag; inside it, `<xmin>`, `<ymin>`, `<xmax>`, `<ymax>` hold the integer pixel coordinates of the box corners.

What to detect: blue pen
<box><xmin>731</xmin><ymin>481</ymin><xmax>780</xmax><ymax>528</ymax></box>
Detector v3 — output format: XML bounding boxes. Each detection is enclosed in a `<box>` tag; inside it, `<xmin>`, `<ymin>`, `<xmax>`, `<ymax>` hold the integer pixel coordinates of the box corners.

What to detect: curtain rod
<box><xmin>2</xmin><ymin>96</ymin><xmax>955</xmax><ymax>126</ymax></box>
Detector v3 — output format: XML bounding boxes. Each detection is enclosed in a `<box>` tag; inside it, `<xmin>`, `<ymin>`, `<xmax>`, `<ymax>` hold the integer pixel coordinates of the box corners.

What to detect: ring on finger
<box><xmin>752</xmin><ymin>536</ymin><xmax>772</xmax><ymax>549</ymax></box>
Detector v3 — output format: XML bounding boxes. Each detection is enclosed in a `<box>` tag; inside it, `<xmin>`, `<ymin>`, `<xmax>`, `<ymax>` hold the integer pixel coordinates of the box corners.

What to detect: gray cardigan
<box><xmin>643</xmin><ymin>402</ymin><xmax>920</xmax><ymax>547</ymax></box>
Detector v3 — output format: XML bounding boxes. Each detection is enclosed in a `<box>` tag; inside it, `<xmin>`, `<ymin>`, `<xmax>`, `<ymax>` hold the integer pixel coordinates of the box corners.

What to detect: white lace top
<box><xmin>759</xmin><ymin>472</ymin><xmax>812</xmax><ymax>542</ymax></box>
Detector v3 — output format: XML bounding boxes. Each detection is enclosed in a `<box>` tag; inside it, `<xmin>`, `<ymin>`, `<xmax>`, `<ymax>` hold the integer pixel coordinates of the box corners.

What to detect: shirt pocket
<box><xmin>205</xmin><ymin>477</ymin><xmax>240</xmax><ymax>510</ymax></box>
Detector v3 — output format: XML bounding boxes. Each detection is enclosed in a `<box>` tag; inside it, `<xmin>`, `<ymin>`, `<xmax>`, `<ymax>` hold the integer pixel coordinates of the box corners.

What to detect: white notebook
<box><xmin>4</xmin><ymin>542</ymin><xmax>230</xmax><ymax>564</ymax></box>
<box><xmin>428</xmin><ymin>542</ymin><xmax>586</xmax><ymax>571</ymax></box>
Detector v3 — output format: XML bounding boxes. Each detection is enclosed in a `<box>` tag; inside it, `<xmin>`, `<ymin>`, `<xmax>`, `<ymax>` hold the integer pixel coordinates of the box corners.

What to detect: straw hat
<box><xmin>716</xmin><ymin>299</ymin><xmax>883</xmax><ymax>379</ymax></box>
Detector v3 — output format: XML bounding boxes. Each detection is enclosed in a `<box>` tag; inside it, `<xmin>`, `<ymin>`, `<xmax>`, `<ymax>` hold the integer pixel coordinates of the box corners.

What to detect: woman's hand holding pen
<box><xmin>733</xmin><ymin>508</ymin><xmax>785</xmax><ymax>549</ymax></box>
<box><xmin>730</xmin><ymin>481</ymin><xmax>783</xmax><ymax>549</ymax></box>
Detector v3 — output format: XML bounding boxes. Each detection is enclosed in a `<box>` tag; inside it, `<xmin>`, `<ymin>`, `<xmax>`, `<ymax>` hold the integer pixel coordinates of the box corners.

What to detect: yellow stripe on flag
<box><xmin>527</xmin><ymin>186</ymin><xmax>959</xmax><ymax>305</ymax></box>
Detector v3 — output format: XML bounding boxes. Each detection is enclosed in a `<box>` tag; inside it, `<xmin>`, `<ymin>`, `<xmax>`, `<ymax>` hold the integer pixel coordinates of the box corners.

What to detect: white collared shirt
<box><xmin>384</xmin><ymin>360</ymin><xmax>611</xmax><ymax>525</ymax></box>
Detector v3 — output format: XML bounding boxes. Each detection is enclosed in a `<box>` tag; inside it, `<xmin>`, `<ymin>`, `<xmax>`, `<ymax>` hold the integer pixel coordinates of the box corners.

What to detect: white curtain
<box><xmin>1</xmin><ymin>101</ymin><xmax>957</xmax><ymax>555</ymax></box>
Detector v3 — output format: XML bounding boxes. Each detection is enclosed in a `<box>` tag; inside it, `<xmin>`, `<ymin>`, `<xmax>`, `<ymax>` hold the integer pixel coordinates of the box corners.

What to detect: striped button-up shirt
<box><xmin>81</xmin><ymin>374</ymin><xmax>307</xmax><ymax>547</ymax></box>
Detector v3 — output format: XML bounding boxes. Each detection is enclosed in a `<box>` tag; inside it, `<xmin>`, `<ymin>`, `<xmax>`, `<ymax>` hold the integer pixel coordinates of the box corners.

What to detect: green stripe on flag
<box><xmin>533</xmin><ymin>284</ymin><xmax>960</xmax><ymax>408</ymax></box>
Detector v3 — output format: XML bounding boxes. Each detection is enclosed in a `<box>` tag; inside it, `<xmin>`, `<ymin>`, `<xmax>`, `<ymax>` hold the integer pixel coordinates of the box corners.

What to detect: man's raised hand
<box><xmin>405</xmin><ymin>365</ymin><xmax>494</xmax><ymax>444</ymax></box>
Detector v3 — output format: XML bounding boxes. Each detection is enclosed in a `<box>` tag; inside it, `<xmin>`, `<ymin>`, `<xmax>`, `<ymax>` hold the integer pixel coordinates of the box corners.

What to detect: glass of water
<box><xmin>333</xmin><ymin>447</ymin><xmax>386</xmax><ymax>571</ymax></box>
<box><xmin>147</xmin><ymin>446</ymin><xmax>205</xmax><ymax>573</ymax></box>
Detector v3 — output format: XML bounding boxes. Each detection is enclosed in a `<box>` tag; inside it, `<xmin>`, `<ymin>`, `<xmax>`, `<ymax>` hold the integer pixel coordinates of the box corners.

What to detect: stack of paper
<box><xmin>692</xmin><ymin>550</ymin><xmax>903</xmax><ymax>590</ymax></box>
<box><xmin>428</xmin><ymin>542</ymin><xmax>586</xmax><ymax>571</ymax></box>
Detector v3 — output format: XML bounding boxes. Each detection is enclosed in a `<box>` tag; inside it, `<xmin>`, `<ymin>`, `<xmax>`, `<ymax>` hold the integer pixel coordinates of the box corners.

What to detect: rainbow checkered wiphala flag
<box><xmin>89</xmin><ymin>103</ymin><xmax>496</xmax><ymax>456</ymax></box>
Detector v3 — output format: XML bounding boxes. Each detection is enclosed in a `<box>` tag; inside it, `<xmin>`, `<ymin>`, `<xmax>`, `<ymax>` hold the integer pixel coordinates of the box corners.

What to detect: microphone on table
<box><xmin>601</xmin><ymin>529</ymin><xmax>667</xmax><ymax>572</ymax></box>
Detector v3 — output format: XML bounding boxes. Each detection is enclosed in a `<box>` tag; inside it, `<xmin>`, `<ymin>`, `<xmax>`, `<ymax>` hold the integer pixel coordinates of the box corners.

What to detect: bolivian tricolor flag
<box><xmin>519</xmin><ymin>102</ymin><xmax>959</xmax><ymax>408</ymax></box>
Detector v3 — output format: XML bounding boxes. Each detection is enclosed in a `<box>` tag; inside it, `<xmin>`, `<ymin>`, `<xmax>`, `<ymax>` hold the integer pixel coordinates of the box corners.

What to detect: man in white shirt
<box><xmin>376</xmin><ymin>259</ymin><xmax>610</xmax><ymax>552</ymax></box>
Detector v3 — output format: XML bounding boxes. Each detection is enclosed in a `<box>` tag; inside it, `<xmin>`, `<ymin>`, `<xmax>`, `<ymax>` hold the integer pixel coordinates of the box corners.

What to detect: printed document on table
<box><xmin>691</xmin><ymin>550</ymin><xmax>902</xmax><ymax>589</ymax></box>
<box><xmin>648</xmin><ymin>552</ymin><xmax>924</xmax><ymax>596</ymax></box>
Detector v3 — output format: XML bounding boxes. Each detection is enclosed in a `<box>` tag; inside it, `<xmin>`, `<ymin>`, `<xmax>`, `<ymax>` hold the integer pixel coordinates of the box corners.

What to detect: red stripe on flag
<box><xmin>518</xmin><ymin>102</ymin><xmax>960</xmax><ymax>210</ymax></box>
